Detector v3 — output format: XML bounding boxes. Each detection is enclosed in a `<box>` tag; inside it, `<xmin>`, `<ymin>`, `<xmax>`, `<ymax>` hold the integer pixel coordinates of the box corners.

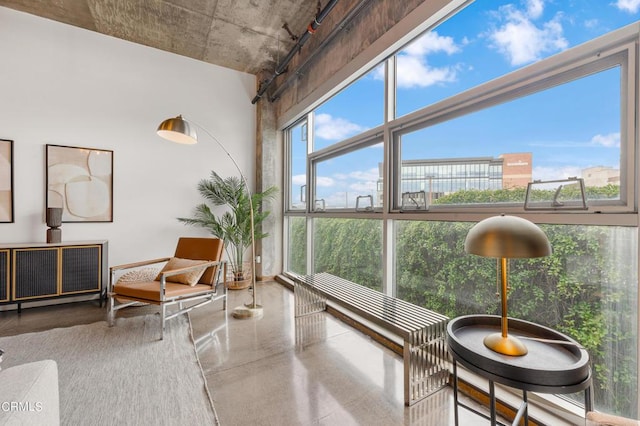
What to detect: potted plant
<box><xmin>178</xmin><ymin>171</ymin><xmax>277</xmax><ymax>289</ymax></box>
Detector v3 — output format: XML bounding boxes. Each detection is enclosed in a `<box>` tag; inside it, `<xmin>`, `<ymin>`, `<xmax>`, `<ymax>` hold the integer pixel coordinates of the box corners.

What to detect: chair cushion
<box><xmin>113</xmin><ymin>280</ymin><xmax>213</xmax><ymax>302</ymax></box>
<box><xmin>155</xmin><ymin>257</ymin><xmax>209</xmax><ymax>286</ymax></box>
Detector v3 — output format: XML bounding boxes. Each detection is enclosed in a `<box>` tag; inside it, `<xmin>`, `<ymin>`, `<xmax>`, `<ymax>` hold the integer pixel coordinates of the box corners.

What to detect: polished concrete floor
<box><xmin>1</xmin><ymin>281</ymin><xmax>507</xmax><ymax>425</ymax></box>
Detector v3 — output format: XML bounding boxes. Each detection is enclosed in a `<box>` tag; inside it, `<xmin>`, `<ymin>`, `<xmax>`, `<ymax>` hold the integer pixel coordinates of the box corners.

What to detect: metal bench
<box><xmin>293</xmin><ymin>272</ymin><xmax>449</xmax><ymax>406</ymax></box>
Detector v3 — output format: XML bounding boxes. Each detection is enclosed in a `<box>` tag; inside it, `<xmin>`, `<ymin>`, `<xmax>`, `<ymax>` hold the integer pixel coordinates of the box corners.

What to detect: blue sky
<box><xmin>297</xmin><ymin>0</ymin><xmax>640</xmax><ymax>208</ymax></box>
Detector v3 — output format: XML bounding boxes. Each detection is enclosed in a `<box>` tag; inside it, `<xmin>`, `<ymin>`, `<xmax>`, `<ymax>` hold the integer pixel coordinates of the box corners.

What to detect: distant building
<box><xmin>400</xmin><ymin>156</ymin><xmax>502</xmax><ymax>195</ymax></box>
<box><xmin>376</xmin><ymin>153</ymin><xmax>533</xmax><ymax>207</ymax></box>
<box><xmin>500</xmin><ymin>153</ymin><xmax>533</xmax><ymax>189</ymax></box>
<box><xmin>401</xmin><ymin>153</ymin><xmax>533</xmax><ymax>194</ymax></box>
<box><xmin>582</xmin><ymin>166</ymin><xmax>620</xmax><ymax>187</ymax></box>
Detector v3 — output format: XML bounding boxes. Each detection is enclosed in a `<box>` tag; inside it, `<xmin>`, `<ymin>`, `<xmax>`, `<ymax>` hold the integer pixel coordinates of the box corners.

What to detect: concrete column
<box><xmin>255</xmin><ymin>75</ymin><xmax>283</xmax><ymax>281</ymax></box>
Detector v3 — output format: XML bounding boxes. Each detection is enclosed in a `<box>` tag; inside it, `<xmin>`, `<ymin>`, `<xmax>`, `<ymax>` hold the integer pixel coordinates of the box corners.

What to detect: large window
<box><xmin>313</xmin><ymin>67</ymin><xmax>384</xmax><ymax>152</ymax></box>
<box><xmin>284</xmin><ymin>5</ymin><xmax>640</xmax><ymax>420</ymax></box>
<box><xmin>395</xmin><ymin>0</ymin><xmax>639</xmax><ymax>119</ymax></box>
<box><xmin>287</xmin><ymin>119</ymin><xmax>308</xmax><ymax>211</ymax></box>
<box><xmin>395</xmin><ymin>220</ymin><xmax>638</xmax><ymax>415</ymax></box>
<box><xmin>395</xmin><ymin>65</ymin><xmax>624</xmax><ymax>210</ymax></box>
<box><xmin>286</xmin><ymin>216</ymin><xmax>307</xmax><ymax>275</ymax></box>
<box><xmin>313</xmin><ymin>139</ymin><xmax>384</xmax><ymax>211</ymax></box>
<box><xmin>313</xmin><ymin>218</ymin><xmax>382</xmax><ymax>291</ymax></box>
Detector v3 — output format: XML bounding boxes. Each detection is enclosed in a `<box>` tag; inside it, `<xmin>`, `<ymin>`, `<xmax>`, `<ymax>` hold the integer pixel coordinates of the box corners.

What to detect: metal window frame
<box><xmin>389</xmin><ymin>32</ymin><xmax>637</xmax><ymax>216</ymax></box>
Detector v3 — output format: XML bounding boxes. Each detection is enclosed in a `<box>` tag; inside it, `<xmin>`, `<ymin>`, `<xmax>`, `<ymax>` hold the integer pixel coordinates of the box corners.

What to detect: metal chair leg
<box><xmin>107</xmin><ymin>295</ymin><xmax>115</xmax><ymax>327</ymax></box>
<box><xmin>160</xmin><ymin>304</ymin><xmax>166</xmax><ymax>340</ymax></box>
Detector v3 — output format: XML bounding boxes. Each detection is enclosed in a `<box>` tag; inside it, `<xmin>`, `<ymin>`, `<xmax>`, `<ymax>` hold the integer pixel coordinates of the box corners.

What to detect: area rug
<box><xmin>0</xmin><ymin>314</ymin><xmax>219</xmax><ymax>425</ymax></box>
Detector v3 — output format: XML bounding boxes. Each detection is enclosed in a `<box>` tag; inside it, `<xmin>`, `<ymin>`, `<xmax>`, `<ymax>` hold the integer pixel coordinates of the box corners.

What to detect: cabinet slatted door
<box><xmin>13</xmin><ymin>248</ymin><xmax>58</xmax><ymax>299</ymax></box>
<box><xmin>61</xmin><ymin>246</ymin><xmax>101</xmax><ymax>293</ymax></box>
<box><xmin>0</xmin><ymin>250</ymin><xmax>8</xmax><ymax>302</ymax></box>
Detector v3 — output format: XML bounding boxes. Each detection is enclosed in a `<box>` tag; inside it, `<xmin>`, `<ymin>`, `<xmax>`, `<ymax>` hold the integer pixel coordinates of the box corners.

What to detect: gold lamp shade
<box><xmin>465</xmin><ymin>214</ymin><xmax>551</xmax><ymax>356</ymax></box>
<box><xmin>465</xmin><ymin>214</ymin><xmax>551</xmax><ymax>258</ymax></box>
<box><xmin>157</xmin><ymin>115</ymin><xmax>198</xmax><ymax>145</ymax></box>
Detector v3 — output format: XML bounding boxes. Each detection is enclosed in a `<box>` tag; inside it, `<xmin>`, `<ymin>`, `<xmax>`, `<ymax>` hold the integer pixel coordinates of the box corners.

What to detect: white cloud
<box><xmin>529</xmin><ymin>133</ymin><xmax>621</xmax><ymax>149</ymax></box>
<box><xmin>347</xmin><ymin>168</ymin><xmax>380</xmax><ymax>183</ymax></box>
<box><xmin>615</xmin><ymin>0</ymin><xmax>640</xmax><ymax>13</ymax></box>
<box><xmin>322</xmin><ymin>192</ymin><xmax>351</xmax><ymax>209</ymax></box>
<box><xmin>331</xmin><ymin>168</ymin><xmax>380</xmax><ymax>183</ymax></box>
<box><xmin>591</xmin><ymin>132</ymin><xmax>620</xmax><ymax>148</ymax></box>
<box><xmin>373</xmin><ymin>31</ymin><xmax>461</xmax><ymax>89</ymax></box>
<box><xmin>533</xmin><ymin>165</ymin><xmax>583</xmax><ymax>182</ymax></box>
<box><xmin>584</xmin><ymin>19</ymin><xmax>599</xmax><ymax>29</ymax></box>
<box><xmin>395</xmin><ymin>56</ymin><xmax>458</xmax><ymax>89</ymax></box>
<box><xmin>404</xmin><ymin>31</ymin><xmax>460</xmax><ymax>56</ymax></box>
<box><xmin>315</xmin><ymin>167</ymin><xmax>382</xmax><ymax>208</ymax></box>
<box><xmin>292</xmin><ymin>174</ymin><xmax>306</xmax><ymax>185</ymax></box>
<box><xmin>316</xmin><ymin>176</ymin><xmax>335</xmax><ymax>187</ymax></box>
<box><xmin>526</xmin><ymin>0</ymin><xmax>544</xmax><ymax>19</ymax></box>
<box><xmin>333</xmin><ymin>172</ymin><xmax>349</xmax><ymax>180</ymax></box>
<box><xmin>314</xmin><ymin>113</ymin><xmax>366</xmax><ymax>141</ymax></box>
<box><xmin>349</xmin><ymin>182</ymin><xmax>377</xmax><ymax>193</ymax></box>
<box><xmin>489</xmin><ymin>4</ymin><xmax>568</xmax><ymax>66</ymax></box>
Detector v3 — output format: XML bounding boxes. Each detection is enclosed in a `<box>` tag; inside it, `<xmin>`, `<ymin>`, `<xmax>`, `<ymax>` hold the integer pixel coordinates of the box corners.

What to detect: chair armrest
<box><xmin>157</xmin><ymin>260</ymin><xmax>221</xmax><ymax>280</ymax></box>
<box><xmin>157</xmin><ymin>261</ymin><xmax>222</xmax><ymax>300</ymax></box>
<box><xmin>110</xmin><ymin>258</ymin><xmax>172</xmax><ymax>272</ymax></box>
<box><xmin>109</xmin><ymin>258</ymin><xmax>170</xmax><ymax>293</ymax></box>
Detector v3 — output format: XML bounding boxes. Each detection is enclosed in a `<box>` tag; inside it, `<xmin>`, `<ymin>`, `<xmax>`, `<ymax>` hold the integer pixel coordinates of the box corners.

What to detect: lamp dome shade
<box><xmin>464</xmin><ymin>215</ymin><xmax>551</xmax><ymax>258</ymax></box>
<box><xmin>157</xmin><ymin>115</ymin><xmax>198</xmax><ymax>145</ymax></box>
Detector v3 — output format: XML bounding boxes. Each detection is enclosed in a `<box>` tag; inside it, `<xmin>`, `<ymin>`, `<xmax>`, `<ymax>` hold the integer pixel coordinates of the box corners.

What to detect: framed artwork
<box><xmin>46</xmin><ymin>144</ymin><xmax>113</xmax><ymax>222</ymax></box>
<box><xmin>0</xmin><ymin>139</ymin><xmax>13</xmax><ymax>223</ymax></box>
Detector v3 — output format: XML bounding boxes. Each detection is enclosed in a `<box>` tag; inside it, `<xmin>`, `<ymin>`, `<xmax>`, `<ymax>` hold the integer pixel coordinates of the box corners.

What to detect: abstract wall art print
<box><xmin>0</xmin><ymin>139</ymin><xmax>13</xmax><ymax>223</ymax></box>
<box><xmin>46</xmin><ymin>144</ymin><xmax>113</xmax><ymax>222</ymax></box>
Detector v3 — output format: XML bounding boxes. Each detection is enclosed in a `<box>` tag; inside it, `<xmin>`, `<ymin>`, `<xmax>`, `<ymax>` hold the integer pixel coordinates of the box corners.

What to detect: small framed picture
<box><xmin>0</xmin><ymin>139</ymin><xmax>13</xmax><ymax>223</ymax></box>
<box><xmin>46</xmin><ymin>144</ymin><xmax>113</xmax><ymax>222</ymax></box>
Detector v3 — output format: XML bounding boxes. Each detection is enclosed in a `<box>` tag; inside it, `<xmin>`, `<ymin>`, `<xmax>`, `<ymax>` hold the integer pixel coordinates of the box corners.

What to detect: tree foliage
<box><xmin>313</xmin><ymin>218</ymin><xmax>383</xmax><ymax>290</ymax></box>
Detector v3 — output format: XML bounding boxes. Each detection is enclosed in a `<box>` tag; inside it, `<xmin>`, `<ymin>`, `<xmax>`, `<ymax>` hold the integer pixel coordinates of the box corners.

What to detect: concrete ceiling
<box><xmin>0</xmin><ymin>0</ymin><xmax>320</xmax><ymax>75</ymax></box>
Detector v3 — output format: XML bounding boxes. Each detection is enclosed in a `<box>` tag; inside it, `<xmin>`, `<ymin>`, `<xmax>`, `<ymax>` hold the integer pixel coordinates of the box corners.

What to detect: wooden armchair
<box><xmin>107</xmin><ymin>237</ymin><xmax>227</xmax><ymax>339</ymax></box>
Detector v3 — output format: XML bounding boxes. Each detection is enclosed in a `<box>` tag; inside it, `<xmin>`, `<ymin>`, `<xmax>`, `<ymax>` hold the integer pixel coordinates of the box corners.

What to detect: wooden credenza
<box><xmin>0</xmin><ymin>240</ymin><xmax>108</xmax><ymax>311</ymax></box>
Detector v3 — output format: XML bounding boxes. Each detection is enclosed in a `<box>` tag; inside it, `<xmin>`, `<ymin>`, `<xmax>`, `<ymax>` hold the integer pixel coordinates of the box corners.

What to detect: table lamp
<box><xmin>464</xmin><ymin>214</ymin><xmax>551</xmax><ymax>356</ymax></box>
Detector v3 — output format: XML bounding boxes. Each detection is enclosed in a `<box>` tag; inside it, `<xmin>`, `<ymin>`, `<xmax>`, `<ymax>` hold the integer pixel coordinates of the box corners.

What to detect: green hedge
<box><xmin>288</xmin><ymin>186</ymin><xmax>637</xmax><ymax>417</ymax></box>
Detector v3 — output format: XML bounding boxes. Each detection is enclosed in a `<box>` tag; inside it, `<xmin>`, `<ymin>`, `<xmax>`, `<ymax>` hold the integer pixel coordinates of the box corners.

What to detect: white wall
<box><xmin>0</xmin><ymin>7</ymin><xmax>257</xmax><ymax>266</ymax></box>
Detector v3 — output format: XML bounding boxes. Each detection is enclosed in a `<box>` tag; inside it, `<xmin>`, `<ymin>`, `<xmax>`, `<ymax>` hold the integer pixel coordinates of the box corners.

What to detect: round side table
<box><xmin>447</xmin><ymin>315</ymin><xmax>592</xmax><ymax>426</ymax></box>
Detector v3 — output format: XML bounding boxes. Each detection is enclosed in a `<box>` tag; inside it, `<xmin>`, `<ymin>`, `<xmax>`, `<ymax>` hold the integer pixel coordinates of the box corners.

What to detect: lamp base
<box><xmin>232</xmin><ymin>303</ymin><xmax>263</xmax><ymax>319</ymax></box>
<box><xmin>483</xmin><ymin>332</ymin><xmax>528</xmax><ymax>356</ymax></box>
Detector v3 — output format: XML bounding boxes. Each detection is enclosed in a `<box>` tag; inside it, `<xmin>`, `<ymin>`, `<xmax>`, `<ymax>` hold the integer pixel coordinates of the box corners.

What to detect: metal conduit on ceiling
<box><xmin>268</xmin><ymin>0</ymin><xmax>373</xmax><ymax>103</ymax></box>
<box><xmin>251</xmin><ymin>0</ymin><xmax>340</xmax><ymax>104</ymax></box>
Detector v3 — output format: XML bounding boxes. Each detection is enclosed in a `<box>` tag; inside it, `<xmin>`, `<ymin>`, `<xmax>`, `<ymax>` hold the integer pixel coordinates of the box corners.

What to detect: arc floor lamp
<box><xmin>157</xmin><ymin>115</ymin><xmax>262</xmax><ymax>319</ymax></box>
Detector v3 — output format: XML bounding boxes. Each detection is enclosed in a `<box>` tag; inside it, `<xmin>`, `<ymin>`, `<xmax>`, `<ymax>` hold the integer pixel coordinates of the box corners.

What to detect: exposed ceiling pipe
<box><xmin>268</xmin><ymin>0</ymin><xmax>372</xmax><ymax>103</ymax></box>
<box><xmin>251</xmin><ymin>0</ymin><xmax>340</xmax><ymax>104</ymax></box>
